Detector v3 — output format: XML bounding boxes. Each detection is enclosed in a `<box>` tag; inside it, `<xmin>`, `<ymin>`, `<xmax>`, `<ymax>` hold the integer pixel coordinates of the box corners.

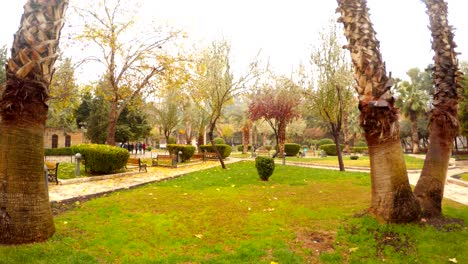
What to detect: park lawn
<box><xmin>459</xmin><ymin>173</ymin><xmax>468</xmax><ymax>181</ymax></box>
<box><xmin>2</xmin><ymin>161</ymin><xmax>466</xmax><ymax>263</ymax></box>
<box><xmin>285</xmin><ymin>155</ymin><xmax>424</xmax><ymax>170</ymax></box>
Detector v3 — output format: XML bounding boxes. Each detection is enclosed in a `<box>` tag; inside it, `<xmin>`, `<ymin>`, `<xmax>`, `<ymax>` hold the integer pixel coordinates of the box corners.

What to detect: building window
<box><xmin>52</xmin><ymin>134</ymin><xmax>58</xmax><ymax>148</ymax></box>
<box><xmin>65</xmin><ymin>135</ymin><xmax>71</xmax><ymax>147</ymax></box>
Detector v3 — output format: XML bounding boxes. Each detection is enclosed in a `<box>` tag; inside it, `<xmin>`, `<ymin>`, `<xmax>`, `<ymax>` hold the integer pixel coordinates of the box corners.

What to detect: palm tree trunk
<box><xmin>0</xmin><ymin>0</ymin><xmax>68</xmax><ymax>244</ymax></box>
<box><xmin>414</xmin><ymin>0</ymin><xmax>462</xmax><ymax>218</ymax></box>
<box><xmin>337</xmin><ymin>0</ymin><xmax>420</xmax><ymax>222</ymax></box>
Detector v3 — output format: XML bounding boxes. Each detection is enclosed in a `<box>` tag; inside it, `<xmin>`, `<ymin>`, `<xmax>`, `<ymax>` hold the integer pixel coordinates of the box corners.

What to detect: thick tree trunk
<box><xmin>409</xmin><ymin>111</ymin><xmax>420</xmax><ymax>154</ymax></box>
<box><xmin>368</xmin><ymin>140</ymin><xmax>420</xmax><ymax>222</ymax></box>
<box><xmin>106</xmin><ymin>102</ymin><xmax>118</xmax><ymax>146</ymax></box>
<box><xmin>242</xmin><ymin>123</ymin><xmax>250</xmax><ymax>154</ymax></box>
<box><xmin>278</xmin><ymin>122</ymin><xmax>286</xmax><ymax>158</ymax></box>
<box><xmin>337</xmin><ymin>0</ymin><xmax>420</xmax><ymax>222</ymax></box>
<box><xmin>208</xmin><ymin>125</ymin><xmax>226</xmax><ymax>169</ymax></box>
<box><xmin>0</xmin><ymin>0</ymin><xmax>69</xmax><ymax>243</ymax></box>
<box><xmin>414</xmin><ymin>121</ymin><xmax>452</xmax><ymax>217</ymax></box>
<box><xmin>0</xmin><ymin>122</ymin><xmax>54</xmax><ymax>244</ymax></box>
<box><xmin>414</xmin><ymin>0</ymin><xmax>462</xmax><ymax>218</ymax></box>
<box><xmin>332</xmin><ymin>132</ymin><xmax>345</xmax><ymax>171</ymax></box>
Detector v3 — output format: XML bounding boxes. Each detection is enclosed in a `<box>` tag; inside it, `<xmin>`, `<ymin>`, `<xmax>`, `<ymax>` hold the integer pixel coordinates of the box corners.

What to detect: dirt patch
<box><xmin>420</xmin><ymin>216</ymin><xmax>465</xmax><ymax>231</ymax></box>
<box><xmin>294</xmin><ymin>230</ymin><xmax>335</xmax><ymax>256</ymax></box>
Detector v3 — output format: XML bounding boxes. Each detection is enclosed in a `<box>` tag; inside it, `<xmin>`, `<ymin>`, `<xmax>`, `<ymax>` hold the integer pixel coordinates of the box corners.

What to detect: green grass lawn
<box><xmin>6</xmin><ymin>161</ymin><xmax>466</xmax><ymax>263</ymax></box>
<box><xmin>458</xmin><ymin>173</ymin><xmax>468</xmax><ymax>181</ymax></box>
<box><xmin>285</xmin><ymin>155</ymin><xmax>425</xmax><ymax>170</ymax></box>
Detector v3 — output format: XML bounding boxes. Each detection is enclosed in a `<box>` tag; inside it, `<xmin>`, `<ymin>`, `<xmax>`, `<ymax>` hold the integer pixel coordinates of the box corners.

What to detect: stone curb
<box><xmin>448</xmin><ymin>177</ymin><xmax>468</xmax><ymax>187</ymax></box>
<box><xmin>57</xmin><ymin>171</ymin><xmax>144</xmax><ymax>185</ymax></box>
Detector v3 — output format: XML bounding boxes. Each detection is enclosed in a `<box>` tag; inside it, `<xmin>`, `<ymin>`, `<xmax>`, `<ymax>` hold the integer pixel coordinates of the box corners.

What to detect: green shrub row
<box><xmin>200</xmin><ymin>144</ymin><xmax>232</xmax><ymax>159</ymax></box>
<box><xmin>320</xmin><ymin>144</ymin><xmax>344</xmax><ymax>156</ymax></box>
<box><xmin>318</xmin><ymin>138</ymin><xmax>334</xmax><ymax>147</ymax></box>
<box><xmin>255</xmin><ymin>156</ymin><xmax>275</xmax><ymax>181</ymax></box>
<box><xmin>351</xmin><ymin>146</ymin><xmax>368</xmax><ymax>154</ymax></box>
<box><xmin>237</xmin><ymin>144</ymin><xmax>252</xmax><ymax>152</ymax></box>
<box><xmin>44</xmin><ymin>147</ymin><xmax>74</xmax><ymax>156</ymax></box>
<box><xmin>167</xmin><ymin>144</ymin><xmax>196</xmax><ymax>162</ymax></box>
<box><xmin>71</xmin><ymin>144</ymin><xmax>129</xmax><ymax>174</ymax></box>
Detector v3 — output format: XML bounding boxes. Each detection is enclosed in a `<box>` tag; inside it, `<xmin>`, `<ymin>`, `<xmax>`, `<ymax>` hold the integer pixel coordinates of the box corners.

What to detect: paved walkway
<box><xmin>48</xmin><ymin>157</ymin><xmax>468</xmax><ymax>206</ymax></box>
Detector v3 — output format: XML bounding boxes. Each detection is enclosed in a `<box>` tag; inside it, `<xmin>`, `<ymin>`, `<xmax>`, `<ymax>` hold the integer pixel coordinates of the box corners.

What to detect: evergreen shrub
<box><xmin>167</xmin><ymin>144</ymin><xmax>196</xmax><ymax>162</ymax></box>
<box><xmin>320</xmin><ymin>144</ymin><xmax>344</xmax><ymax>156</ymax></box>
<box><xmin>44</xmin><ymin>147</ymin><xmax>74</xmax><ymax>156</ymax></box>
<box><xmin>284</xmin><ymin>143</ymin><xmax>301</xmax><ymax>156</ymax></box>
<box><xmin>318</xmin><ymin>138</ymin><xmax>334</xmax><ymax>146</ymax></box>
<box><xmin>255</xmin><ymin>156</ymin><xmax>275</xmax><ymax>181</ymax></box>
<box><xmin>200</xmin><ymin>144</ymin><xmax>232</xmax><ymax>159</ymax></box>
<box><xmin>213</xmin><ymin>137</ymin><xmax>226</xmax><ymax>144</ymax></box>
<box><xmin>71</xmin><ymin>144</ymin><xmax>129</xmax><ymax>174</ymax></box>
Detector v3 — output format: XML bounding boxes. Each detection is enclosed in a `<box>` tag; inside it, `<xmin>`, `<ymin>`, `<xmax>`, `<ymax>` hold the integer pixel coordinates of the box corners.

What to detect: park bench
<box><xmin>126</xmin><ymin>158</ymin><xmax>147</xmax><ymax>172</ymax></box>
<box><xmin>191</xmin><ymin>153</ymin><xmax>205</xmax><ymax>162</ymax></box>
<box><xmin>256</xmin><ymin>149</ymin><xmax>270</xmax><ymax>157</ymax></box>
<box><xmin>152</xmin><ymin>154</ymin><xmax>177</xmax><ymax>167</ymax></box>
<box><xmin>45</xmin><ymin>161</ymin><xmax>59</xmax><ymax>185</ymax></box>
<box><xmin>204</xmin><ymin>152</ymin><xmax>218</xmax><ymax>160</ymax></box>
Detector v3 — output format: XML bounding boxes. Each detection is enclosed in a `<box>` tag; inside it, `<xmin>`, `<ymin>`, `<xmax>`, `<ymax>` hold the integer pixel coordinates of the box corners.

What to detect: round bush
<box><xmin>237</xmin><ymin>144</ymin><xmax>252</xmax><ymax>152</ymax></box>
<box><xmin>71</xmin><ymin>144</ymin><xmax>129</xmax><ymax>174</ymax></box>
<box><xmin>146</xmin><ymin>146</ymin><xmax>152</xmax><ymax>152</ymax></box>
<box><xmin>284</xmin><ymin>143</ymin><xmax>301</xmax><ymax>156</ymax></box>
<box><xmin>350</xmin><ymin>155</ymin><xmax>359</xmax><ymax>160</ymax></box>
<box><xmin>318</xmin><ymin>138</ymin><xmax>334</xmax><ymax>147</ymax></box>
<box><xmin>319</xmin><ymin>144</ymin><xmax>344</xmax><ymax>156</ymax></box>
<box><xmin>213</xmin><ymin>137</ymin><xmax>225</xmax><ymax>144</ymax></box>
<box><xmin>168</xmin><ymin>136</ymin><xmax>177</xmax><ymax>144</ymax></box>
<box><xmin>200</xmin><ymin>144</ymin><xmax>232</xmax><ymax>159</ymax></box>
<box><xmin>255</xmin><ymin>156</ymin><xmax>275</xmax><ymax>181</ymax></box>
<box><xmin>167</xmin><ymin>144</ymin><xmax>196</xmax><ymax>162</ymax></box>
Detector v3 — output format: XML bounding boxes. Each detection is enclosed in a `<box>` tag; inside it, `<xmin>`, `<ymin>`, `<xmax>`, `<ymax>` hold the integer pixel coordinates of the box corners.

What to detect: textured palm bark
<box><xmin>337</xmin><ymin>0</ymin><xmax>420</xmax><ymax>222</ymax></box>
<box><xmin>414</xmin><ymin>0</ymin><xmax>462</xmax><ymax>218</ymax></box>
<box><xmin>0</xmin><ymin>0</ymin><xmax>68</xmax><ymax>244</ymax></box>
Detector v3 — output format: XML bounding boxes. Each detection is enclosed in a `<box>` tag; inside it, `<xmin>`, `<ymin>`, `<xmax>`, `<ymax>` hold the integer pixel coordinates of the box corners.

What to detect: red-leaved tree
<box><xmin>248</xmin><ymin>77</ymin><xmax>302</xmax><ymax>157</ymax></box>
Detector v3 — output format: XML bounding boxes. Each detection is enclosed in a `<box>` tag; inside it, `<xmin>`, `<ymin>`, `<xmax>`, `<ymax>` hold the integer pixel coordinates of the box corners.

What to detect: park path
<box><xmin>48</xmin><ymin>156</ymin><xmax>468</xmax><ymax>206</ymax></box>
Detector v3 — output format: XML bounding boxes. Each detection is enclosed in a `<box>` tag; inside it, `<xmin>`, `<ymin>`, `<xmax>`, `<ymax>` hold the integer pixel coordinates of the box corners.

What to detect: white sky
<box><xmin>1</xmin><ymin>0</ymin><xmax>468</xmax><ymax>82</ymax></box>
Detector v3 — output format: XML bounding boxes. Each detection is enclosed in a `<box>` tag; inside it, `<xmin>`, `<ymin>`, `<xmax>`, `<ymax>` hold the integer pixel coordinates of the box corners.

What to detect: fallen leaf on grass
<box><xmin>349</xmin><ymin>247</ymin><xmax>359</xmax><ymax>253</ymax></box>
<box><xmin>449</xmin><ymin>258</ymin><xmax>458</xmax><ymax>263</ymax></box>
<box><xmin>194</xmin><ymin>234</ymin><xmax>203</xmax><ymax>239</ymax></box>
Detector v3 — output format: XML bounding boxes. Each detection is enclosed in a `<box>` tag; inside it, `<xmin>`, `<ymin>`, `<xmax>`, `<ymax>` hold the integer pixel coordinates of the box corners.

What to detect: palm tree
<box><xmin>395</xmin><ymin>80</ymin><xmax>429</xmax><ymax>154</ymax></box>
<box><xmin>0</xmin><ymin>0</ymin><xmax>69</xmax><ymax>244</ymax></box>
<box><xmin>336</xmin><ymin>0</ymin><xmax>420</xmax><ymax>223</ymax></box>
<box><xmin>414</xmin><ymin>0</ymin><xmax>463</xmax><ymax>218</ymax></box>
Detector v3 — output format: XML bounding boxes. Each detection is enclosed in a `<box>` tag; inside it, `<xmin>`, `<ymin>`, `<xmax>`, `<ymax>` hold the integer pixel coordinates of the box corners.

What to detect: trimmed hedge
<box><xmin>71</xmin><ymin>144</ymin><xmax>129</xmax><ymax>174</ymax></box>
<box><xmin>167</xmin><ymin>144</ymin><xmax>196</xmax><ymax>162</ymax></box>
<box><xmin>237</xmin><ymin>144</ymin><xmax>252</xmax><ymax>152</ymax></box>
<box><xmin>255</xmin><ymin>156</ymin><xmax>275</xmax><ymax>181</ymax></box>
<box><xmin>200</xmin><ymin>144</ymin><xmax>232</xmax><ymax>159</ymax></box>
<box><xmin>284</xmin><ymin>143</ymin><xmax>301</xmax><ymax>156</ymax></box>
<box><xmin>319</xmin><ymin>144</ymin><xmax>344</xmax><ymax>156</ymax></box>
<box><xmin>318</xmin><ymin>138</ymin><xmax>334</xmax><ymax>146</ymax></box>
<box><xmin>351</xmin><ymin>146</ymin><xmax>368</xmax><ymax>154</ymax></box>
<box><xmin>44</xmin><ymin>147</ymin><xmax>74</xmax><ymax>156</ymax></box>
